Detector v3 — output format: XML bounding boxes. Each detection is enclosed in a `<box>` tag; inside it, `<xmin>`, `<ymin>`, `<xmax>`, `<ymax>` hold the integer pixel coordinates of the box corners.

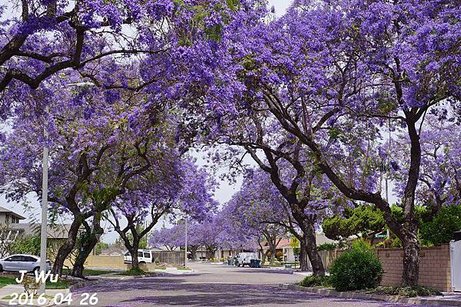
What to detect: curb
<box><xmin>69</xmin><ymin>278</ymin><xmax>102</xmax><ymax>292</ymax></box>
<box><xmin>281</xmin><ymin>284</ymin><xmax>461</xmax><ymax>306</ymax></box>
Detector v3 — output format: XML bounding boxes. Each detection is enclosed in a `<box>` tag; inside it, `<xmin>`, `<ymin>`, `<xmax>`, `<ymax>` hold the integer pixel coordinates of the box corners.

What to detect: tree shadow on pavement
<box><xmin>96</xmin><ymin>282</ymin><xmax>417</xmax><ymax>307</ymax></box>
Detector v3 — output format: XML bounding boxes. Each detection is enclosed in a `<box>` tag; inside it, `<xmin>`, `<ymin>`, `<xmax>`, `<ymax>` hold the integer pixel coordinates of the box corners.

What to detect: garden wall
<box><xmin>375</xmin><ymin>244</ymin><xmax>451</xmax><ymax>291</ymax></box>
<box><xmin>63</xmin><ymin>252</ymin><xmax>185</xmax><ymax>271</ymax></box>
<box><xmin>322</xmin><ymin>245</ymin><xmax>452</xmax><ymax>291</ymax></box>
<box><xmin>151</xmin><ymin>251</ymin><xmax>185</xmax><ymax>266</ymax></box>
<box><xmin>319</xmin><ymin>250</ymin><xmax>343</xmax><ymax>269</ymax></box>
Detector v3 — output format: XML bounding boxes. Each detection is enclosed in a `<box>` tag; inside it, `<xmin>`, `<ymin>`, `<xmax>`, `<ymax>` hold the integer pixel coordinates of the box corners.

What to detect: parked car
<box><xmin>235</xmin><ymin>252</ymin><xmax>259</xmax><ymax>267</ymax></box>
<box><xmin>123</xmin><ymin>249</ymin><xmax>154</xmax><ymax>264</ymax></box>
<box><xmin>0</xmin><ymin>254</ymin><xmax>51</xmax><ymax>273</ymax></box>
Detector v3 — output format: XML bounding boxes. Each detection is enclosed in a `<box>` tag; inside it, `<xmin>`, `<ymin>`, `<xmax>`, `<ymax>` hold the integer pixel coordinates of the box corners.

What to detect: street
<box><xmin>71</xmin><ymin>263</ymin><xmax>415</xmax><ymax>307</ymax></box>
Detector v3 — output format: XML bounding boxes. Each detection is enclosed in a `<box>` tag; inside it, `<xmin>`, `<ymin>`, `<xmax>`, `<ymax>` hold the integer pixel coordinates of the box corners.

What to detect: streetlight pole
<box><xmin>39</xmin><ymin>106</ymin><xmax>49</xmax><ymax>295</ymax></box>
<box><xmin>386</xmin><ymin>118</ymin><xmax>391</xmax><ymax>239</ymax></box>
<box><xmin>184</xmin><ymin>217</ymin><xmax>188</xmax><ymax>267</ymax></box>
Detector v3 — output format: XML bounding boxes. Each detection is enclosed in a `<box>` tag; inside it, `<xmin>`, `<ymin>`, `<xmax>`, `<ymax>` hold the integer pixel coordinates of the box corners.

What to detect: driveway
<box><xmin>71</xmin><ymin>262</ymin><xmax>416</xmax><ymax>307</ymax></box>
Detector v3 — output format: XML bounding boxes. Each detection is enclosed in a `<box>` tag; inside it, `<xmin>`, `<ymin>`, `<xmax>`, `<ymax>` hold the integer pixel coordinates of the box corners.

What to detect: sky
<box><xmin>184</xmin><ymin>0</ymin><xmax>295</xmax><ymax>206</ymax></box>
<box><xmin>268</xmin><ymin>0</ymin><xmax>293</xmax><ymax>16</ymax></box>
<box><xmin>0</xmin><ymin>0</ymin><xmax>295</xmax><ymax>243</ymax></box>
<box><xmin>0</xmin><ymin>0</ymin><xmax>400</xmax><ymax>247</ymax></box>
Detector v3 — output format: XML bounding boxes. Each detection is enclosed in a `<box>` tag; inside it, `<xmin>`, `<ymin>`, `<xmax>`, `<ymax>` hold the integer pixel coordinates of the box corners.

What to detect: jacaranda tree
<box><xmin>191</xmin><ymin>0</ymin><xmax>460</xmax><ymax>286</ymax></box>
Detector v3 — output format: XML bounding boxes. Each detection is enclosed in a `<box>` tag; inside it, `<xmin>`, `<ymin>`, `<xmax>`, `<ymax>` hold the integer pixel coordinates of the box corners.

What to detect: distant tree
<box><xmin>0</xmin><ymin>226</ymin><xmax>23</xmax><ymax>257</ymax></box>
<box><xmin>420</xmin><ymin>205</ymin><xmax>461</xmax><ymax>246</ymax></box>
<box><xmin>109</xmin><ymin>158</ymin><xmax>215</xmax><ymax>271</ymax></box>
<box><xmin>94</xmin><ymin>242</ymin><xmax>109</xmax><ymax>255</ymax></box>
<box><xmin>9</xmin><ymin>235</ymin><xmax>40</xmax><ymax>256</ymax></box>
<box><xmin>221</xmin><ymin>170</ymin><xmax>287</xmax><ymax>264</ymax></box>
<box><xmin>323</xmin><ymin>205</ymin><xmax>386</xmax><ymax>245</ymax></box>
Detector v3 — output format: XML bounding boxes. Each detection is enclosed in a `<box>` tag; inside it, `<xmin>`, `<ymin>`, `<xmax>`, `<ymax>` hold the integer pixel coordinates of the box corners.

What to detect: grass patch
<box><xmin>62</xmin><ymin>268</ymin><xmax>117</xmax><ymax>276</ymax></box>
<box><xmin>45</xmin><ymin>279</ymin><xmax>71</xmax><ymax>289</ymax></box>
<box><xmin>175</xmin><ymin>266</ymin><xmax>191</xmax><ymax>271</ymax></box>
<box><xmin>299</xmin><ymin>275</ymin><xmax>332</xmax><ymax>288</ymax></box>
<box><xmin>82</xmin><ymin>269</ymin><xmax>117</xmax><ymax>276</ymax></box>
<box><xmin>367</xmin><ymin>286</ymin><xmax>442</xmax><ymax>297</ymax></box>
<box><xmin>0</xmin><ymin>276</ymin><xmax>18</xmax><ymax>287</ymax></box>
<box><xmin>118</xmin><ymin>267</ymin><xmax>146</xmax><ymax>276</ymax></box>
<box><xmin>264</xmin><ymin>263</ymin><xmax>283</xmax><ymax>267</ymax></box>
<box><xmin>0</xmin><ymin>274</ymin><xmax>71</xmax><ymax>289</ymax></box>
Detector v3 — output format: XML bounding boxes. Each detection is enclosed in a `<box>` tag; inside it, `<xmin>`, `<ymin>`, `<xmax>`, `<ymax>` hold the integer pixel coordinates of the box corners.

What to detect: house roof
<box><xmin>99</xmin><ymin>246</ymin><xmax>125</xmax><ymax>256</ymax></box>
<box><xmin>263</xmin><ymin>233</ymin><xmax>336</xmax><ymax>250</ymax></box>
<box><xmin>0</xmin><ymin>206</ymin><xmax>26</xmax><ymax>220</ymax></box>
<box><xmin>10</xmin><ymin>223</ymin><xmax>71</xmax><ymax>239</ymax></box>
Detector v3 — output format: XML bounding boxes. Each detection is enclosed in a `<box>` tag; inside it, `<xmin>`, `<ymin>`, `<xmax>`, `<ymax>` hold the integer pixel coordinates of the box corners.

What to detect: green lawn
<box><xmin>62</xmin><ymin>268</ymin><xmax>117</xmax><ymax>276</ymax></box>
<box><xmin>45</xmin><ymin>279</ymin><xmax>71</xmax><ymax>289</ymax></box>
<box><xmin>0</xmin><ymin>274</ymin><xmax>71</xmax><ymax>289</ymax></box>
<box><xmin>0</xmin><ymin>276</ymin><xmax>17</xmax><ymax>287</ymax></box>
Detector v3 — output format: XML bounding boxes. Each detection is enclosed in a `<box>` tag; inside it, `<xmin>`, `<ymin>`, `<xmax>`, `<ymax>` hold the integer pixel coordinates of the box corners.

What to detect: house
<box><xmin>0</xmin><ymin>206</ymin><xmax>25</xmax><ymax>225</ymax></box>
<box><xmin>8</xmin><ymin>223</ymin><xmax>74</xmax><ymax>259</ymax></box>
<box><xmin>9</xmin><ymin>223</ymin><xmax>70</xmax><ymax>240</ymax></box>
<box><xmin>99</xmin><ymin>246</ymin><xmax>126</xmax><ymax>257</ymax></box>
<box><xmin>262</xmin><ymin>233</ymin><xmax>336</xmax><ymax>263</ymax></box>
<box><xmin>0</xmin><ymin>206</ymin><xmax>26</xmax><ymax>242</ymax></box>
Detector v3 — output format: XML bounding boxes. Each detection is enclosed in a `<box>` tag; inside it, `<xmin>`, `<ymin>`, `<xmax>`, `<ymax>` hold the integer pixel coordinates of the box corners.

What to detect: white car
<box><xmin>235</xmin><ymin>252</ymin><xmax>259</xmax><ymax>267</ymax></box>
<box><xmin>0</xmin><ymin>254</ymin><xmax>51</xmax><ymax>273</ymax></box>
<box><xmin>123</xmin><ymin>249</ymin><xmax>154</xmax><ymax>264</ymax></box>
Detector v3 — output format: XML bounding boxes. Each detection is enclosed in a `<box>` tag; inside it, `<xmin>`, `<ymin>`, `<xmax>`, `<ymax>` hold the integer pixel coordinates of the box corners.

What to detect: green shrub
<box><xmin>420</xmin><ymin>205</ymin><xmax>461</xmax><ymax>246</ymax></box>
<box><xmin>10</xmin><ymin>235</ymin><xmax>40</xmax><ymax>255</ymax></box>
<box><xmin>329</xmin><ymin>240</ymin><xmax>383</xmax><ymax>291</ymax></box>
<box><xmin>299</xmin><ymin>275</ymin><xmax>331</xmax><ymax>287</ymax></box>
<box><xmin>317</xmin><ymin>243</ymin><xmax>337</xmax><ymax>251</ymax></box>
<box><xmin>369</xmin><ymin>286</ymin><xmax>442</xmax><ymax>297</ymax></box>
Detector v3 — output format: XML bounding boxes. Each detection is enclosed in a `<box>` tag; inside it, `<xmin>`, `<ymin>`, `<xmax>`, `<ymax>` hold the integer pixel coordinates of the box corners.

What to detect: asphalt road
<box><xmin>70</xmin><ymin>262</ymin><xmax>416</xmax><ymax>307</ymax></box>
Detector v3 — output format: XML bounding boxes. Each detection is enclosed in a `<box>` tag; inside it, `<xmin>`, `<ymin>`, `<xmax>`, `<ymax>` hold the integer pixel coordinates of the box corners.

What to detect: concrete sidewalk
<box><xmin>284</xmin><ymin>284</ymin><xmax>461</xmax><ymax>306</ymax></box>
<box><xmin>0</xmin><ymin>284</ymin><xmax>69</xmax><ymax>306</ymax></box>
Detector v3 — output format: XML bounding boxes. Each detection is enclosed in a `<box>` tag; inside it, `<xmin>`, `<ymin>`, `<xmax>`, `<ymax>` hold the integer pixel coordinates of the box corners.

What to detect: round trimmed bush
<box><xmin>329</xmin><ymin>241</ymin><xmax>383</xmax><ymax>291</ymax></box>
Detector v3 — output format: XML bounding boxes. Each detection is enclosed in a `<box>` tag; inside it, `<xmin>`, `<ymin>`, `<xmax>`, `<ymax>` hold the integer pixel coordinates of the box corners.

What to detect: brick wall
<box><xmin>376</xmin><ymin>244</ymin><xmax>451</xmax><ymax>291</ymax></box>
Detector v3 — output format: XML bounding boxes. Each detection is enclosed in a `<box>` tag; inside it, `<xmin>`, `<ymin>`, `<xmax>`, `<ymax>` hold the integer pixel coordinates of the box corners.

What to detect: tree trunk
<box><xmin>130</xmin><ymin>239</ymin><xmax>140</xmax><ymax>271</ymax></box>
<box><xmin>392</xmin><ymin>218</ymin><xmax>419</xmax><ymax>287</ymax></box>
<box><xmin>71</xmin><ymin>233</ymin><xmax>98</xmax><ymax>278</ymax></box>
<box><xmin>302</xmin><ymin>222</ymin><xmax>325</xmax><ymax>276</ymax></box>
<box><xmin>52</xmin><ymin>217</ymin><xmax>82</xmax><ymax>276</ymax></box>
<box><xmin>260</xmin><ymin>250</ymin><xmax>266</xmax><ymax>265</ymax></box>
<box><xmin>190</xmin><ymin>246</ymin><xmax>198</xmax><ymax>261</ymax></box>
<box><xmin>269</xmin><ymin>243</ymin><xmax>277</xmax><ymax>264</ymax></box>
<box><xmin>379</xmin><ymin>199</ymin><xmax>420</xmax><ymax>286</ymax></box>
<box><xmin>299</xmin><ymin>238</ymin><xmax>310</xmax><ymax>271</ymax></box>
<box><xmin>206</xmin><ymin>247</ymin><xmax>217</xmax><ymax>259</ymax></box>
<box><xmin>72</xmin><ymin>219</ymin><xmax>102</xmax><ymax>278</ymax></box>
<box><xmin>257</xmin><ymin>241</ymin><xmax>266</xmax><ymax>265</ymax></box>
<box><xmin>402</xmin><ymin>236</ymin><xmax>419</xmax><ymax>286</ymax></box>
<box><xmin>291</xmin><ymin>210</ymin><xmax>325</xmax><ymax>275</ymax></box>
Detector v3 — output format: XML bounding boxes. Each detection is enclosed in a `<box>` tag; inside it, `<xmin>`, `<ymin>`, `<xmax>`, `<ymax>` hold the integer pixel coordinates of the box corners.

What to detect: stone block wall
<box><xmin>376</xmin><ymin>244</ymin><xmax>451</xmax><ymax>291</ymax></box>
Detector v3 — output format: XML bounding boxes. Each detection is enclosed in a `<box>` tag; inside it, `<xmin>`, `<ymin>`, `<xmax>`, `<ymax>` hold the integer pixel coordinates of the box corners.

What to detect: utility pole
<box><xmin>184</xmin><ymin>217</ymin><xmax>188</xmax><ymax>267</ymax></box>
<box><xmin>386</xmin><ymin>118</ymin><xmax>391</xmax><ymax>239</ymax></box>
<box><xmin>39</xmin><ymin>106</ymin><xmax>49</xmax><ymax>295</ymax></box>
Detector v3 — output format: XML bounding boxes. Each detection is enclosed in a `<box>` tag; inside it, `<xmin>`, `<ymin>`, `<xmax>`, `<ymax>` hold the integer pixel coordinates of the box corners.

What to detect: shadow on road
<box><xmin>75</xmin><ymin>277</ymin><xmax>415</xmax><ymax>307</ymax></box>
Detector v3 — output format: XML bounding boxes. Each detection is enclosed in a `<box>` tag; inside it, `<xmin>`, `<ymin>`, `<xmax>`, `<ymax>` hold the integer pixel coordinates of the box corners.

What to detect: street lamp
<box><xmin>184</xmin><ymin>216</ymin><xmax>188</xmax><ymax>267</ymax></box>
<box><xmin>38</xmin><ymin>81</ymin><xmax>92</xmax><ymax>294</ymax></box>
<box><xmin>38</xmin><ymin>105</ymin><xmax>49</xmax><ymax>295</ymax></box>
